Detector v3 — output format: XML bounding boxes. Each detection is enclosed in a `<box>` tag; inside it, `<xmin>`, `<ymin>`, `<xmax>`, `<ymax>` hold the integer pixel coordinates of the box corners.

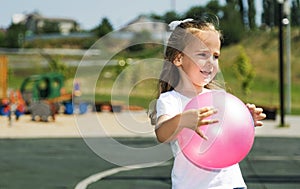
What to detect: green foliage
<box><xmin>117</xmin><ymin>43</ymin><xmax>163</xmax><ymax>59</ymax></box>
<box><xmin>149</xmin><ymin>13</ymin><xmax>162</xmax><ymax>21</ymax></box>
<box><xmin>114</xmin><ymin>59</ymin><xmax>129</xmax><ymax>76</ymax></box>
<box><xmin>23</xmin><ymin>37</ymin><xmax>97</xmax><ymax>49</ymax></box>
<box><xmin>49</xmin><ymin>59</ymin><xmax>67</xmax><ymax>75</ymax></box>
<box><xmin>206</xmin><ymin>0</ymin><xmax>222</xmax><ymax>15</ymax></box>
<box><xmin>39</xmin><ymin>21</ymin><xmax>60</xmax><ymax>34</ymax></box>
<box><xmin>162</xmin><ymin>11</ymin><xmax>182</xmax><ymax>24</ymax></box>
<box><xmin>183</xmin><ymin>1</ymin><xmax>222</xmax><ymax>21</ymax></box>
<box><xmin>39</xmin><ymin>52</ymin><xmax>74</xmax><ymax>80</ymax></box>
<box><xmin>127</xmin><ymin>30</ymin><xmax>152</xmax><ymax>52</ymax></box>
<box><xmin>4</xmin><ymin>23</ymin><xmax>26</xmax><ymax>48</ymax></box>
<box><xmin>220</xmin><ymin>1</ymin><xmax>245</xmax><ymax>45</ymax></box>
<box><xmin>0</xmin><ymin>31</ymin><xmax>5</xmax><ymax>46</ymax></box>
<box><xmin>184</xmin><ymin>6</ymin><xmax>207</xmax><ymax>19</ymax></box>
<box><xmin>92</xmin><ymin>17</ymin><xmax>113</xmax><ymax>37</ymax></box>
<box><xmin>234</xmin><ymin>46</ymin><xmax>255</xmax><ymax>96</ymax></box>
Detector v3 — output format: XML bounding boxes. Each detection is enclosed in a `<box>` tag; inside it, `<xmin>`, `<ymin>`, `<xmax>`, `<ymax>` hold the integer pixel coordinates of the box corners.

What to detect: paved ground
<box><xmin>0</xmin><ymin>111</ymin><xmax>156</xmax><ymax>138</ymax></box>
<box><xmin>0</xmin><ymin>136</ymin><xmax>298</xmax><ymax>189</ymax></box>
<box><xmin>1</xmin><ymin>112</ymin><xmax>300</xmax><ymax>139</ymax></box>
<box><xmin>0</xmin><ymin>112</ymin><xmax>299</xmax><ymax>189</ymax></box>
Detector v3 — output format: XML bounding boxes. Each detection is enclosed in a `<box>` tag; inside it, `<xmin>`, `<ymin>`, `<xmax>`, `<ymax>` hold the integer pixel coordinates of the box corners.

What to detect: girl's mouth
<box><xmin>200</xmin><ymin>70</ymin><xmax>212</xmax><ymax>76</ymax></box>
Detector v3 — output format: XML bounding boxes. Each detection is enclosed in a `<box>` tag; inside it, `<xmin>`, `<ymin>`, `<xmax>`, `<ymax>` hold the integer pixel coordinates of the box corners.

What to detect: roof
<box><xmin>27</xmin><ymin>12</ymin><xmax>77</xmax><ymax>23</ymax></box>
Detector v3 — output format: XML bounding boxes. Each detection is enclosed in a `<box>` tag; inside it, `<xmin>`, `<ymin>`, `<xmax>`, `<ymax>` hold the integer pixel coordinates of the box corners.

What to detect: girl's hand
<box><xmin>181</xmin><ymin>107</ymin><xmax>218</xmax><ymax>140</ymax></box>
<box><xmin>246</xmin><ymin>103</ymin><xmax>267</xmax><ymax>127</ymax></box>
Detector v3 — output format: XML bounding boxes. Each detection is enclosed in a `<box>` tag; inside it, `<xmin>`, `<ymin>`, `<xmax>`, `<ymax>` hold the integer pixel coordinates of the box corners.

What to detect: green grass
<box><xmin>219</xmin><ymin>29</ymin><xmax>300</xmax><ymax>114</ymax></box>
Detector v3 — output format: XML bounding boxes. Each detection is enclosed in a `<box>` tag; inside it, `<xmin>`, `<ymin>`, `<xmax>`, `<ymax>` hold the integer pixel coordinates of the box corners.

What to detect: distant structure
<box><xmin>12</xmin><ymin>12</ymin><xmax>79</xmax><ymax>36</ymax></box>
<box><xmin>122</xmin><ymin>15</ymin><xmax>167</xmax><ymax>34</ymax></box>
<box><xmin>116</xmin><ymin>15</ymin><xmax>169</xmax><ymax>42</ymax></box>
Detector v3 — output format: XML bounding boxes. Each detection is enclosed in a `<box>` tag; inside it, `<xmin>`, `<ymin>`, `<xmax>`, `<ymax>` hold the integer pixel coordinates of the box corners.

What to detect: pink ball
<box><xmin>177</xmin><ymin>90</ymin><xmax>255</xmax><ymax>170</ymax></box>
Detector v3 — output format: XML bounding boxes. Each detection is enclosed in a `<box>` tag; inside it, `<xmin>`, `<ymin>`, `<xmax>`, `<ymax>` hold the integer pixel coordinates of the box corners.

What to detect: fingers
<box><xmin>254</xmin><ymin>107</ymin><xmax>263</xmax><ymax>114</ymax></box>
<box><xmin>197</xmin><ymin>107</ymin><xmax>218</xmax><ymax>126</ymax></box>
<box><xmin>195</xmin><ymin>127</ymin><xmax>208</xmax><ymax>140</ymax></box>
<box><xmin>255</xmin><ymin>121</ymin><xmax>264</xmax><ymax>127</ymax></box>
<box><xmin>196</xmin><ymin>107</ymin><xmax>218</xmax><ymax>140</ymax></box>
<box><xmin>256</xmin><ymin>112</ymin><xmax>266</xmax><ymax>120</ymax></box>
<box><xmin>246</xmin><ymin>103</ymin><xmax>267</xmax><ymax>126</ymax></box>
<box><xmin>198</xmin><ymin>107</ymin><xmax>218</xmax><ymax>120</ymax></box>
<box><xmin>247</xmin><ymin>104</ymin><xmax>264</xmax><ymax>117</ymax></box>
<box><xmin>200</xmin><ymin>119</ymin><xmax>219</xmax><ymax>125</ymax></box>
<box><xmin>246</xmin><ymin>103</ymin><xmax>256</xmax><ymax>111</ymax></box>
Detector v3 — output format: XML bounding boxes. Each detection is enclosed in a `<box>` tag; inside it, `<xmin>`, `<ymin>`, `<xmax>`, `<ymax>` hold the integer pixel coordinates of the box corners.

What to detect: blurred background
<box><xmin>0</xmin><ymin>0</ymin><xmax>299</xmax><ymax>118</ymax></box>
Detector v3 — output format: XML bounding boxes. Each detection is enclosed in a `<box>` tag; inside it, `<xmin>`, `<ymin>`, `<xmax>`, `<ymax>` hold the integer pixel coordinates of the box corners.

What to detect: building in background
<box><xmin>12</xmin><ymin>12</ymin><xmax>79</xmax><ymax>36</ymax></box>
<box><xmin>114</xmin><ymin>15</ymin><xmax>169</xmax><ymax>42</ymax></box>
<box><xmin>123</xmin><ymin>15</ymin><xmax>166</xmax><ymax>34</ymax></box>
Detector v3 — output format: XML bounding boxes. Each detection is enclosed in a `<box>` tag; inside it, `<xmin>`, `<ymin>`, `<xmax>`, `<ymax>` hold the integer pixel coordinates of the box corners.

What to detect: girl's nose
<box><xmin>203</xmin><ymin>62</ymin><xmax>213</xmax><ymax>70</ymax></box>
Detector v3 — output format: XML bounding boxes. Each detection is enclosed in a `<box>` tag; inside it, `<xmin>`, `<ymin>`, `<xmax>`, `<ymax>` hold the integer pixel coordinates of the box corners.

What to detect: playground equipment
<box><xmin>0</xmin><ymin>56</ymin><xmax>7</xmax><ymax>100</ymax></box>
<box><xmin>0</xmin><ymin>56</ymin><xmax>26</xmax><ymax>120</ymax></box>
<box><xmin>20</xmin><ymin>72</ymin><xmax>72</xmax><ymax>121</ymax></box>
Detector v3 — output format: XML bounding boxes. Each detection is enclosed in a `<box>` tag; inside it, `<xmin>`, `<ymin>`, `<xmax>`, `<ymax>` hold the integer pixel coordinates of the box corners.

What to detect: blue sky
<box><xmin>2</xmin><ymin>0</ymin><xmax>263</xmax><ymax>30</ymax></box>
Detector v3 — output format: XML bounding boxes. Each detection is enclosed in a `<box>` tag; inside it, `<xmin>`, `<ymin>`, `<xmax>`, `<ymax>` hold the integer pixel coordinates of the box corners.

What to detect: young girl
<box><xmin>153</xmin><ymin>17</ymin><xmax>266</xmax><ymax>189</ymax></box>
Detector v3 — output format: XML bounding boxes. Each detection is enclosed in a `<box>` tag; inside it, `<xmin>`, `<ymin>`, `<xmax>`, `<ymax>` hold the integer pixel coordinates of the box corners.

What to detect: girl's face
<box><xmin>176</xmin><ymin>30</ymin><xmax>221</xmax><ymax>90</ymax></box>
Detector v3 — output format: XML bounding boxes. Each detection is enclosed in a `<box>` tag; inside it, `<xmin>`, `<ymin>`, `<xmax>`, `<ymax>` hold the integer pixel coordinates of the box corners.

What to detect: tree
<box><xmin>182</xmin><ymin>0</ymin><xmax>245</xmax><ymax>45</ymax></box>
<box><xmin>291</xmin><ymin>0</ymin><xmax>300</xmax><ymax>26</ymax></box>
<box><xmin>262</xmin><ymin>0</ymin><xmax>280</xmax><ymax>27</ymax></box>
<box><xmin>4</xmin><ymin>23</ymin><xmax>26</xmax><ymax>48</ymax></box>
<box><xmin>162</xmin><ymin>11</ymin><xmax>182</xmax><ymax>24</ymax></box>
<box><xmin>234</xmin><ymin>46</ymin><xmax>255</xmax><ymax>96</ymax></box>
<box><xmin>149</xmin><ymin>13</ymin><xmax>163</xmax><ymax>21</ymax></box>
<box><xmin>220</xmin><ymin>0</ymin><xmax>245</xmax><ymax>45</ymax></box>
<box><xmin>206</xmin><ymin>0</ymin><xmax>222</xmax><ymax>16</ymax></box>
<box><xmin>40</xmin><ymin>51</ymin><xmax>72</xmax><ymax>79</ymax></box>
<box><xmin>248</xmin><ymin>0</ymin><xmax>256</xmax><ymax>29</ymax></box>
<box><xmin>0</xmin><ymin>31</ymin><xmax>5</xmax><ymax>47</ymax></box>
<box><xmin>228</xmin><ymin>0</ymin><xmax>256</xmax><ymax>30</ymax></box>
<box><xmin>238</xmin><ymin>0</ymin><xmax>246</xmax><ymax>27</ymax></box>
<box><xmin>93</xmin><ymin>18</ymin><xmax>113</xmax><ymax>38</ymax></box>
<box><xmin>184</xmin><ymin>6</ymin><xmax>207</xmax><ymax>19</ymax></box>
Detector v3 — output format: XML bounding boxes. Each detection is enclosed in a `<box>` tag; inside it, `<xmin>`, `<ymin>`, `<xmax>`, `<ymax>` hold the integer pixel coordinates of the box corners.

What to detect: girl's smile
<box><xmin>175</xmin><ymin>30</ymin><xmax>221</xmax><ymax>92</ymax></box>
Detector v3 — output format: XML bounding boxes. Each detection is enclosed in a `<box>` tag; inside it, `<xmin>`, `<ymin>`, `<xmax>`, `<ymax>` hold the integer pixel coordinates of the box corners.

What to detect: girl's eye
<box><xmin>197</xmin><ymin>52</ymin><xmax>210</xmax><ymax>59</ymax></box>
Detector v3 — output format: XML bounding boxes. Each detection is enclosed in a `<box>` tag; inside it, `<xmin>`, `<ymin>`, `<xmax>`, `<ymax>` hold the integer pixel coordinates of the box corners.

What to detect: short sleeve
<box><xmin>156</xmin><ymin>91</ymin><xmax>182</xmax><ymax>119</ymax></box>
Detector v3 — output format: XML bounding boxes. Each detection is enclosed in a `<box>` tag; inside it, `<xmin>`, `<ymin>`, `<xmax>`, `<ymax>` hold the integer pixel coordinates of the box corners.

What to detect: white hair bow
<box><xmin>168</xmin><ymin>18</ymin><xmax>194</xmax><ymax>31</ymax></box>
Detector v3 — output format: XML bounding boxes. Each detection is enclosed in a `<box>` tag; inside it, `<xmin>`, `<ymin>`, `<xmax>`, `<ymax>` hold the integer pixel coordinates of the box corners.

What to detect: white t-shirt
<box><xmin>156</xmin><ymin>90</ymin><xmax>247</xmax><ymax>189</ymax></box>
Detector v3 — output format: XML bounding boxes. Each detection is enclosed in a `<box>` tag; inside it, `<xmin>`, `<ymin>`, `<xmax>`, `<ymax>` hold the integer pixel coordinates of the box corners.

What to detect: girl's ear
<box><xmin>173</xmin><ymin>53</ymin><xmax>183</xmax><ymax>67</ymax></box>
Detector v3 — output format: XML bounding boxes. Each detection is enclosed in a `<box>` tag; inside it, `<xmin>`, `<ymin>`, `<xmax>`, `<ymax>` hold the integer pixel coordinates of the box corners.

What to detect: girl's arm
<box><xmin>155</xmin><ymin>107</ymin><xmax>218</xmax><ymax>143</ymax></box>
